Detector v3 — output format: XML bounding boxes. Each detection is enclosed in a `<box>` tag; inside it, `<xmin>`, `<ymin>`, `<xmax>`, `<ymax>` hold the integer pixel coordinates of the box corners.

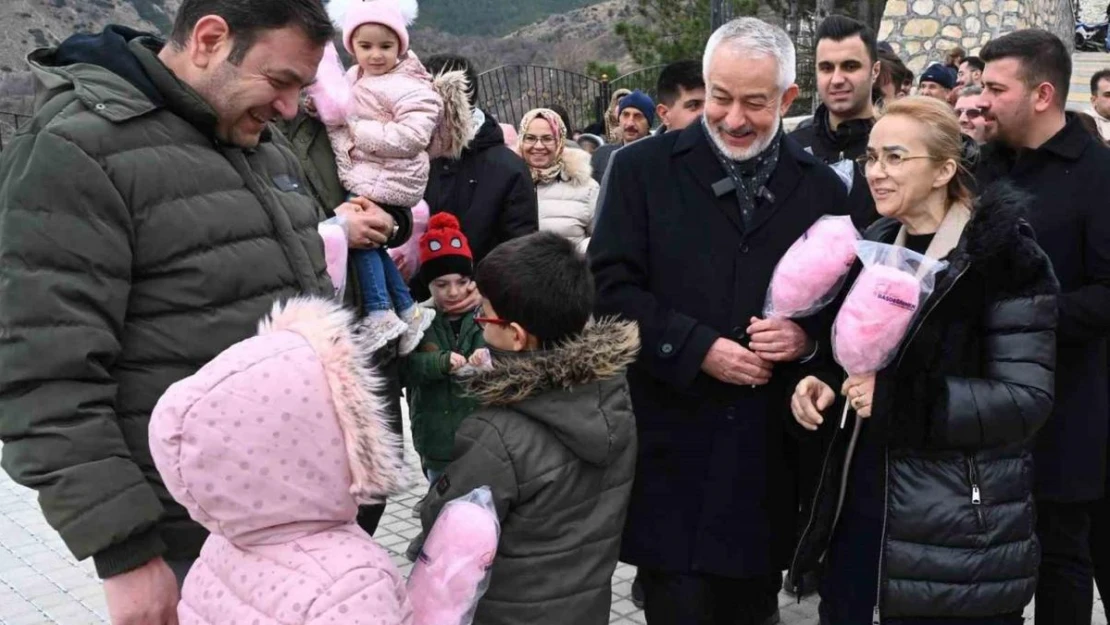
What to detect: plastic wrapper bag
<box><xmin>832</xmin><ymin>241</ymin><xmax>947</xmax><ymax>376</ymax></box>
<box><xmin>408</xmin><ymin>486</ymin><xmax>500</xmax><ymax>625</ymax></box>
<box><xmin>763</xmin><ymin>215</ymin><xmax>860</xmax><ymax>318</ymax></box>
<box><xmin>318</xmin><ymin>216</ymin><xmax>349</xmax><ymax>301</ymax></box>
<box><xmin>306</xmin><ymin>42</ymin><xmax>351</xmax><ymax>127</ymax></box>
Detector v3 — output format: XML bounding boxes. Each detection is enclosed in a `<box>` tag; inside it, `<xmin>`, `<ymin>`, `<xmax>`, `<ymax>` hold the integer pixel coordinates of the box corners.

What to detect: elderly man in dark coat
<box><xmin>590</xmin><ymin>16</ymin><xmax>848</xmax><ymax>625</ymax></box>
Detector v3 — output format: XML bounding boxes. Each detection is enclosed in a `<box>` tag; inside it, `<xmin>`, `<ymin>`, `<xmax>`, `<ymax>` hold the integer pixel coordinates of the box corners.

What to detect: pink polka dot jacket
<box><xmin>149</xmin><ymin>298</ymin><xmax>414</xmax><ymax>625</ymax></box>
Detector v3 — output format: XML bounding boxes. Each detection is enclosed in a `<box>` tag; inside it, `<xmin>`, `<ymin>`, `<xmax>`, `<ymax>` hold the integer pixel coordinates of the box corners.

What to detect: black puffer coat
<box><xmin>790</xmin><ymin>183</ymin><xmax>1059</xmax><ymax>619</ymax></box>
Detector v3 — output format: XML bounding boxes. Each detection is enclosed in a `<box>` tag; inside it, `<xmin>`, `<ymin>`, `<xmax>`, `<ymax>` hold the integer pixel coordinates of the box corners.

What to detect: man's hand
<box><xmin>792</xmin><ymin>376</ymin><xmax>836</xmax><ymax>431</ymax></box>
<box><xmin>334</xmin><ymin>197</ymin><xmax>396</xmax><ymax>249</ymax></box>
<box><xmin>442</xmin><ymin>281</ymin><xmax>481</xmax><ymax>316</ymax></box>
<box><xmin>747</xmin><ymin>316</ymin><xmax>814</xmax><ymax>362</ymax></box>
<box><xmin>842</xmin><ymin>373</ymin><xmax>876</xmax><ymax>419</ymax></box>
<box><xmin>700</xmin><ymin>338</ymin><xmax>773</xmax><ymax>386</ymax></box>
<box><xmin>103</xmin><ymin>557</ymin><xmax>180</xmax><ymax>625</ymax></box>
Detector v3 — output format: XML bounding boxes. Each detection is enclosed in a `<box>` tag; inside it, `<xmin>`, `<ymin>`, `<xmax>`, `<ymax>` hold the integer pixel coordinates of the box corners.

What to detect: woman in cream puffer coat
<box><xmin>517</xmin><ymin>108</ymin><xmax>599</xmax><ymax>254</ymax></box>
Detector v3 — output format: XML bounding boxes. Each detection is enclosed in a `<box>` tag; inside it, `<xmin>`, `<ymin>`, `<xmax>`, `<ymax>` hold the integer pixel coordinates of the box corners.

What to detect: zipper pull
<box><xmin>972</xmin><ymin>485</ymin><xmax>981</xmax><ymax>505</ymax></box>
<box><xmin>873</xmin><ymin>605</ymin><xmax>881</xmax><ymax>624</ymax></box>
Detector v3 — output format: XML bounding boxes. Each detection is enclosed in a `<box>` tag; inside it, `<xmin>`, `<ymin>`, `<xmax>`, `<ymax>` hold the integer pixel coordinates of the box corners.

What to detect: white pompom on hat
<box><xmin>328</xmin><ymin>0</ymin><xmax>419</xmax><ymax>56</ymax></box>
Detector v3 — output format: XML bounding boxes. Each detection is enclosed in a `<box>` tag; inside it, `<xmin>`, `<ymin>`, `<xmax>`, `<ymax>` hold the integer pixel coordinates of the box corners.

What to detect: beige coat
<box><xmin>536</xmin><ymin>148</ymin><xmax>600</xmax><ymax>254</ymax></box>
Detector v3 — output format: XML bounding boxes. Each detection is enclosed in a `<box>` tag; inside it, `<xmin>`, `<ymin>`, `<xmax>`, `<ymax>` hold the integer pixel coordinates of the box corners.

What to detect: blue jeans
<box><xmin>353</xmin><ymin>246</ymin><xmax>415</xmax><ymax>314</ymax></box>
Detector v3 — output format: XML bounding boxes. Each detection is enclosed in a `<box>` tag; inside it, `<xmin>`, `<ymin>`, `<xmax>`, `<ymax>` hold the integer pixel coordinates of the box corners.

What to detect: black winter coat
<box><xmin>790</xmin><ymin>184</ymin><xmax>1059</xmax><ymax>619</ymax></box>
<box><xmin>423</xmin><ymin>110</ymin><xmax>538</xmax><ymax>266</ymax></box>
<box><xmin>789</xmin><ymin>104</ymin><xmax>879</xmax><ymax>229</ymax></box>
<box><xmin>590</xmin><ymin>124</ymin><xmax>848</xmax><ymax>578</ymax></box>
<box><xmin>976</xmin><ymin>114</ymin><xmax>1110</xmax><ymax>502</ymax></box>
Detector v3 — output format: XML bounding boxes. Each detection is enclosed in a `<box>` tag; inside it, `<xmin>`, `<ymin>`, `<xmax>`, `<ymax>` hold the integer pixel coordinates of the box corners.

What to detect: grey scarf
<box><xmin>702</xmin><ymin>118</ymin><xmax>783</xmax><ymax>229</ymax></box>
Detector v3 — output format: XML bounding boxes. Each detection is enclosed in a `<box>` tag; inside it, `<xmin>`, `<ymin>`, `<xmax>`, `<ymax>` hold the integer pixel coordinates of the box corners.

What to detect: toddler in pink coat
<box><xmin>149</xmin><ymin>298</ymin><xmax>412</xmax><ymax>625</ymax></box>
<box><xmin>312</xmin><ymin>0</ymin><xmax>470</xmax><ymax>358</ymax></box>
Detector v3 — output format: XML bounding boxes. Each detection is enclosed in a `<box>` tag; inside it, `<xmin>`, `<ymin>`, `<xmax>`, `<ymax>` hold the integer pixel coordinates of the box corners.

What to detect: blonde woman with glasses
<box><xmin>790</xmin><ymin>96</ymin><xmax>1059</xmax><ymax>624</ymax></box>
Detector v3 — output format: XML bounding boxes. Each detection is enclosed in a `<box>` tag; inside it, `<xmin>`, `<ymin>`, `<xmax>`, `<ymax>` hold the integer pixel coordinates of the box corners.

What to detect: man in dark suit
<box><xmin>976</xmin><ymin>28</ymin><xmax>1110</xmax><ymax>625</ymax></box>
<box><xmin>590</xmin><ymin>16</ymin><xmax>848</xmax><ymax>625</ymax></box>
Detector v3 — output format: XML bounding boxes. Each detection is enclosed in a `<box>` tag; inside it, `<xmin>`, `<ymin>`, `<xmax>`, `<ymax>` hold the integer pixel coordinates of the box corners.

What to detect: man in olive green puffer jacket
<box><xmin>0</xmin><ymin>1</ymin><xmax>401</xmax><ymax>621</ymax></box>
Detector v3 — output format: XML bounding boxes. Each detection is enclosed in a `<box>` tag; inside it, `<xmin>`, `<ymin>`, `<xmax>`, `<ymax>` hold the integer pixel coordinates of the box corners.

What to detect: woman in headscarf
<box><xmin>605</xmin><ymin>88</ymin><xmax>632</xmax><ymax>145</ymax></box>
<box><xmin>517</xmin><ymin>108</ymin><xmax>599</xmax><ymax>255</ymax></box>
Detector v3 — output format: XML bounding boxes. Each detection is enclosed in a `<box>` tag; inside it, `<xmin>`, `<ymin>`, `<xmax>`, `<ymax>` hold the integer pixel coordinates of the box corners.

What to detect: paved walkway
<box><xmin>0</xmin><ymin>405</ymin><xmax>1103</xmax><ymax>624</ymax></box>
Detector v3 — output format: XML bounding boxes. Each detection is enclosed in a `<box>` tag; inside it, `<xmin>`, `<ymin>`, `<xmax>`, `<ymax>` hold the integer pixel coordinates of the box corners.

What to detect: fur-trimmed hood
<box><xmin>558</xmin><ymin>146</ymin><xmax>595</xmax><ymax>186</ymax></box>
<box><xmin>465</xmin><ymin>319</ymin><xmax>639</xmax><ymax>466</ymax></box>
<box><xmin>428</xmin><ymin>68</ymin><xmax>474</xmax><ymax>160</ymax></box>
<box><xmin>149</xmin><ymin>298</ymin><xmax>406</xmax><ymax>546</ymax></box>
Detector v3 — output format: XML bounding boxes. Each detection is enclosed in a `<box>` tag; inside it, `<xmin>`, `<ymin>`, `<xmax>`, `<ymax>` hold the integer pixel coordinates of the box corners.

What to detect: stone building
<box><xmin>879</xmin><ymin>0</ymin><xmax>1075</xmax><ymax>72</ymax></box>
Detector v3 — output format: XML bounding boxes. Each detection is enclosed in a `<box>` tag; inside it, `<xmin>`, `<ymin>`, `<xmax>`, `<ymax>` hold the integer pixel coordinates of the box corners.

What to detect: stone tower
<box><xmin>879</xmin><ymin>0</ymin><xmax>1075</xmax><ymax>72</ymax></box>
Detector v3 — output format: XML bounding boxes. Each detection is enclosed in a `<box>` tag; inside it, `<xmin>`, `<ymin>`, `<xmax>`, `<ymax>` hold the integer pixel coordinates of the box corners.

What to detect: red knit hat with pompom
<box><xmin>419</xmin><ymin>213</ymin><xmax>473</xmax><ymax>284</ymax></box>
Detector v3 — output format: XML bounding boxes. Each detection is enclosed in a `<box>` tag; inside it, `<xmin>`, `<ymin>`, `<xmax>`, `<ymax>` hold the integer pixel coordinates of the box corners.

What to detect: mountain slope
<box><xmin>417</xmin><ymin>0</ymin><xmax>599</xmax><ymax>37</ymax></box>
<box><xmin>0</xmin><ymin>0</ymin><xmax>181</xmax><ymax>73</ymax></box>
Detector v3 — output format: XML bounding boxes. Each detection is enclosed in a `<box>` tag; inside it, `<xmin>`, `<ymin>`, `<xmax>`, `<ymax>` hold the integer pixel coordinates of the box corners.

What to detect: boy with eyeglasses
<box><xmin>419</xmin><ymin>231</ymin><xmax>640</xmax><ymax>625</ymax></box>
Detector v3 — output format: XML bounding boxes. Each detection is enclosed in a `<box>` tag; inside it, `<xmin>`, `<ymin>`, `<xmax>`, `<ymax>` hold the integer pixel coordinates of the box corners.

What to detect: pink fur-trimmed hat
<box><xmin>329</xmin><ymin>0</ymin><xmax>419</xmax><ymax>56</ymax></box>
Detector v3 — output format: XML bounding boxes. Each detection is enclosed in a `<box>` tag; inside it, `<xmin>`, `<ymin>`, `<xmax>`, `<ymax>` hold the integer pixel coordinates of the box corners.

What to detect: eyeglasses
<box><xmin>473</xmin><ymin>306</ymin><xmax>511</xmax><ymax>328</ymax></box>
<box><xmin>855</xmin><ymin>152</ymin><xmax>941</xmax><ymax>172</ymax></box>
<box><xmin>954</xmin><ymin>107</ymin><xmax>983</xmax><ymax>120</ymax></box>
<box><xmin>521</xmin><ymin>135</ymin><xmax>558</xmax><ymax>147</ymax></box>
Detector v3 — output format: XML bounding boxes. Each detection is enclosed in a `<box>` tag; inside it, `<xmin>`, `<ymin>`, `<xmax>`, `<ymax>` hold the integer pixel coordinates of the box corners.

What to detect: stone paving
<box><xmin>0</xmin><ymin>404</ymin><xmax>1104</xmax><ymax>624</ymax></box>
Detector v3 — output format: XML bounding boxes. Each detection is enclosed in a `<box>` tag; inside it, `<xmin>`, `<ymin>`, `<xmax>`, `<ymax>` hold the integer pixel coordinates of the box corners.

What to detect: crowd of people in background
<box><xmin>0</xmin><ymin>1</ymin><xmax>1108</xmax><ymax>625</ymax></box>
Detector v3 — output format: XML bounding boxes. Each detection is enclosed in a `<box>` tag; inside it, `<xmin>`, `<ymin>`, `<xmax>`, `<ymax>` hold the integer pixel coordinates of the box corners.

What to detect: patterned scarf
<box><xmin>518</xmin><ymin>108</ymin><xmax>568</xmax><ymax>186</ymax></box>
<box><xmin>702</xmin><ymin>117</ymin><xmax>784</xmax><ymax>229</ymax></box>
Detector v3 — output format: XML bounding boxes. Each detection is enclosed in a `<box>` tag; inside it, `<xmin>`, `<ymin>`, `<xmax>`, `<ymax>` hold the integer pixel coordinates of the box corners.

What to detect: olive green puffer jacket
<box><xmin>0</xmin><ymin>27</ymin><xmax>331</xmax><ymax>579</ymax></box>
<box><xmin>421</xmin><ymin>320</ymin><xmax>639</xmax><ymax>625</ymax></box>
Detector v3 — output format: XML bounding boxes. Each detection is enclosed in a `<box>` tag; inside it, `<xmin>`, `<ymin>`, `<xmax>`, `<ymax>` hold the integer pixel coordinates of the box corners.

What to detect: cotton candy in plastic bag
<box><xmin>832</xmin><ymin>241</ymin><xmax>947</xmax><ymax>376</ymax></box>
<box><xmin>763</xmin><ymin>215</ymin><xmax>860</xmax><ymax>318</ymax></box>
<box><xmin>318</xmin><ymin>216</ymin><xmax>349</xmax><ymax>301</ymax></box>
<box><xmin>408</xmin><ymin>486</ymin><xmax>500</xmax><ymax>625</ymax></box>
<box><xmin>306</xmin><ymin>42</ymin><xmax>351</xmax><ymax>127</ymax></box>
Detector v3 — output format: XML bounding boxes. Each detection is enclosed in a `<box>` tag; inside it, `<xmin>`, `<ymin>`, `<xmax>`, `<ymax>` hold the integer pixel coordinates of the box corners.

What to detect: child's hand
<box><xmin>469</xmin><ymin>348</ymin><xmax>491</xmax><ymax>368</ymax></box>
<box><xmin>449</xmin><ymin>352</ymin><xmax>467</xmax><ymax>372</ymax></box>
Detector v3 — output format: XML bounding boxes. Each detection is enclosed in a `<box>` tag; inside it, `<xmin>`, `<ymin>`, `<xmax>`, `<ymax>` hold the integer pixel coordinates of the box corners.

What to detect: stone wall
<box><xmin>879</xmin><ymin>0</ymin><xmax>1075</xmax><ymax>73</ymax></box>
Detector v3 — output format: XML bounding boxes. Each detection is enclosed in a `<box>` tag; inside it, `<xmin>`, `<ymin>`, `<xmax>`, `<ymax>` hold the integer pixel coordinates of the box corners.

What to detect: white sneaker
<box><xmin>359</xmin><ymin>309</ymin><xmax>408</xmax><ymax>353</ymax></box>
<box><xmin>398</xmin><ymin>306</ymin><xmax>436</xmax><ymax>356</ymax></box>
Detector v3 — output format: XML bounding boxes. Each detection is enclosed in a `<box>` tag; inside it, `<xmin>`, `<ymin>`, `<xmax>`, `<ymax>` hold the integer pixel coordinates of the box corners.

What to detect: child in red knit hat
<box><xmin>400</xmin><ymin>213</ymin><xmax>488</xmax><ymax>560</ymax></box>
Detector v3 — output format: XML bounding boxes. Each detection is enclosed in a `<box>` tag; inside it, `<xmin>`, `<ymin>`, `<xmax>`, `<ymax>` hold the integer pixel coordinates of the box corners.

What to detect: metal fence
<box><xmin>0</xmin><ymin>110</ymin><xmax>31</xmax><ymax>152</ymax></box>
<box><xmin>477</xmin><ymin>65</ymin><xmax>667</xmax><ymax>133</ymax></box>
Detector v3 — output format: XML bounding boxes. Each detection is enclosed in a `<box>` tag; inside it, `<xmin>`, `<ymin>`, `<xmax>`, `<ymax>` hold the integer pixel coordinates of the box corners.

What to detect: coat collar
<box><xmin>1034</xmin><ymin>113</ymin><xmax>1092</xmax><ymax>161</ymax></box>
<box><xmin>673</xmin><ymin>122</ymin><xmax>820</xmax><ymax>236</ymax></box>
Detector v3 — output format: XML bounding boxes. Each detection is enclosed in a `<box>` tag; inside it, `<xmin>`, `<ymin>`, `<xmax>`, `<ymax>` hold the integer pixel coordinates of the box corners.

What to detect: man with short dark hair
<box><xmin>977</xmin><ymin>28</ymin><xmax>1110</xmax><ymax>625</ymax></box>
<box><xmin>957</xmin><ymin>55</ymin><xmax>984</xmax><ymax>88</ymax></box>
<box><xmin>654</xmin><ymin>59</ymin><xmax>706</xmax><ymax>134</ymax></box>
<box><xmin>790</xmin><ymin>14</ymin><xmax>880</xmax><ymax>228</ymax></box>
<box><xmin>0</xmin><ymin>0</ymin><xmax>347</xmax><ymax>622</ymax></box>
<box><xmin>1088</xmin><ymin>68</ymin><xmax>1110</xmax><ymax>141</ymax></box>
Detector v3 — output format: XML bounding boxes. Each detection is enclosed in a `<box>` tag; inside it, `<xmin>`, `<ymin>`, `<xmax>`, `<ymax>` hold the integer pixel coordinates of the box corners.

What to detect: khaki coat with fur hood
<box><xmin>420</xmin><ymin>320</ymin><xmax>639</xmax><ymax>625</ymax></box>
<box><xmin>535</xmin><ymin>147</ymin><xmax>600</xmax><ymax>255</ymax></box>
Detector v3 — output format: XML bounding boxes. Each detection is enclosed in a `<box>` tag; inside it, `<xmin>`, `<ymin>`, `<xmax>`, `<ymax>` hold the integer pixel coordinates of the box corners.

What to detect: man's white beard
<box><xmin>706</xmin><ymin>112</ymin><xmax>782</xmax><ymax>161</ymax></box>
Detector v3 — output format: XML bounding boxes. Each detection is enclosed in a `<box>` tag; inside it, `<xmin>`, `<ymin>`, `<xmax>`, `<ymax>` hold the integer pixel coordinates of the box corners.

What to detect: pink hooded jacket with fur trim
<box><xmin>329</xmin><ymin>54</ymin><xmax>441</xmax><ymax>208</ymax></box>
<box><xmin>149</xmin><ymin>298</ymin><xmax>412</xmax><ymax>625</ymax></box>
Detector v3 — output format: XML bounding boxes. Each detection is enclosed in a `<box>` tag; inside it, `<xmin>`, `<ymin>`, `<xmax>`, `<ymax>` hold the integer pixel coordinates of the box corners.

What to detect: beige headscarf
<box><xmin>605</xmin><ymin>88</ymin><xmax>632</xmax><ymax>145</ymax></box>
<box><xmin>517</xmin><ymin>108</ymin><xmax>568</xmax><ymax>186</ymax></box>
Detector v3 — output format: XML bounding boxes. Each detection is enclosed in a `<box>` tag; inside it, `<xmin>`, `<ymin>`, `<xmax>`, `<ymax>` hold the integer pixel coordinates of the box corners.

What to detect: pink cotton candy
<box><xmin>765</xmin><ymin>215</ymin><xmax>859</xmax><ymax>318</ymax></box>
<box><xmin>389</xmin><ymin>200</ymin><xmax>430</xmax><ymax>283</ymax></box>
<box><xmin>833</xmin><ymin>264</ymin><xmax>922</xmax><ymax>374</ymax></box>
<box><xmin>307</xmin><ymin>42</ymin><xmax>352</xmax><ymax>127</ymax></box>
<box><xmin>409</xmin><ymin>489</ymin><xmax>499</xmax><ymax>625</ymax></box>
<box><xmin>318</xmin><ymin>222</ymin><xmax>349</xmax><ymax>299</ymax></box>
